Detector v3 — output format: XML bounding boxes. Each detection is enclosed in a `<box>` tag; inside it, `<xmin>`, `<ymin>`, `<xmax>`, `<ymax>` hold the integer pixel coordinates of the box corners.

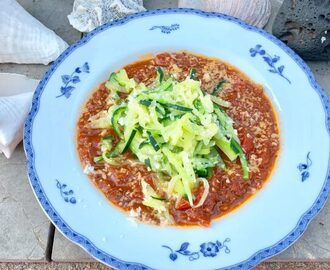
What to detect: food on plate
<box><xmin>77</xmin><ymin>52</ymin><xmax>280</xmax><ymax>226</ymax></box>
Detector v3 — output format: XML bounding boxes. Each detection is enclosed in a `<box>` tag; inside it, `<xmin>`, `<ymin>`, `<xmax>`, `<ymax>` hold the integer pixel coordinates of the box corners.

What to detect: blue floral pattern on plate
<box><xmin>249</xmin><ymin>44</ymin><xmax>291</xmax><ymax>84</ymax></box>
<box><xmin>56</xmin><ymin>62</ymin><xmax>90</xmax><ymax>98</ymax></box>
<box><xmin>149</xmin><ymin>24</ymin><xmax>180</xmax><ymax>34</ymax></box>
<box><xmin>56</xmin><ymin>179</ymin><xmax>76</xmax><ymax>204</ymax></box>
<box><xmin>298</xmin><ymin>152</ymin><xmax>312</xmax><ymax>182</ymax></box>
<box><xmin>162</xmin><ymin>238</ymin><xmax>230</xmax><ymax>261</ymax></box>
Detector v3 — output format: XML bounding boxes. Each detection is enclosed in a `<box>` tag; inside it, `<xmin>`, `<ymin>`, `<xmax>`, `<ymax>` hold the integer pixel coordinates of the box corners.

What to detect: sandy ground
<box><xmin>1</xmin><ymin>262</ymin><xmax>330</xmax><ymax>270</ymax></box>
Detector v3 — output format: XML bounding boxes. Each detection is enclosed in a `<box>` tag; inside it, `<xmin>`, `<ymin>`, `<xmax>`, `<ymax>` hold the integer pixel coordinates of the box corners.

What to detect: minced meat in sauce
<box><xmin>77</xmin><ymin>52</ymin><xmax>280</xmax><ymax>227</ymax></box>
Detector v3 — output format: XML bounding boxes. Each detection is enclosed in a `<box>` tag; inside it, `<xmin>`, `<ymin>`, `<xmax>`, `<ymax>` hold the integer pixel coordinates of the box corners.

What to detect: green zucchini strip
<box><xmin>92</xmin><ymin>68</ymin><xmax>250</xmax><ymax>211</ymax></box>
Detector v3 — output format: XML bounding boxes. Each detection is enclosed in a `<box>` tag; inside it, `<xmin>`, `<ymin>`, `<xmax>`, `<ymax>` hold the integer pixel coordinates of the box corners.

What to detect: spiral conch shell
<box><xmin>0</xmin><ymin>0</ymin><xmax>68</xmax><ymax>65</ymax></box>
<box><xmin>179</xmin><ymin>0</ymin><xmax>272</xmax><ymax>28</ymax></box>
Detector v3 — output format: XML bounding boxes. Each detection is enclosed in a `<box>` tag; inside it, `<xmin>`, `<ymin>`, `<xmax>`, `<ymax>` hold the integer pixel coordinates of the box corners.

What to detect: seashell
<box><xmin>68</xmin><ymin>0</ymin><xmax>146</xmax><ymax>33</ymax></box>
<box><xmin>0</xmin><ymin>73</ymin><xmax>39</xmax><ymax>158</ymax></box>
<box><xmin>178</xmin><ymin>0</ymin><xmax>272</xmax><ymax>28</ymax></box>
<box><xmin>0</xmin><ymin>0</ymin><xmax>68</xmax><ymax>65</ymax></box>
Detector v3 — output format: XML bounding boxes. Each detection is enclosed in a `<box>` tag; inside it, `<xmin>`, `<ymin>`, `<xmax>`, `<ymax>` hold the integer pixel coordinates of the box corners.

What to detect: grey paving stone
<box><xmin>17</xmin><ymin>0</ymin><xmax>81</xmax><ymax>45</ymax></box>
<box><xmin>52</xmin><ymin>230</ymin><xmax>92</xmax><ymax>262</ymax></box>
<box><xmin>0</xmin><ymin>64</ymin><xmax>47</xmax><ymax>80</ymax></box>
<box><xmin>0</xmin><ymin>0</ymin><xmax>80</xmax><ymax>263</ymax></box>
<box><xmin>143</xmin><ymin>0</ymin><xmax>178</xmax><ymax>9</ymax></box>
<box><xmin>0</xmin><ymin>144</ymin><xmax>50</xmax><ymax>261</ymax></box>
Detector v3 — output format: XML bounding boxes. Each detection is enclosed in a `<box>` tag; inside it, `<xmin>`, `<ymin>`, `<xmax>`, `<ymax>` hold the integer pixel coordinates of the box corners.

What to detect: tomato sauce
<box><xmin>77</xmin><ymin>52</ymin><xmax>280</xmax><ymax>227</ymax></box>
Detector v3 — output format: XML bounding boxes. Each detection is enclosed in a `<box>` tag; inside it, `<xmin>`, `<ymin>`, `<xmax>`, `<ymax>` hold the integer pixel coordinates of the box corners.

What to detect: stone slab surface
<box><xmin>17</xmin><ymin>0</ymin><xmax>81</xmax><ymax>45</ymax></box>
<box><xmin>0</xmin><ymin>0</ymin><xmax>80</xmax><ymax>262</ymax></box>
<box><xmin>143</xmin><ymin>0</ymin><xmax>178</xmax><ymax>9</ymax></box>
<box><xmin>0</xmin><ymin>145</ymin><xmax>50</xmax><ymax>261</ymax></box>
<box><xmin>0</xmin><ymin>64</ymin><xmax>47</xmax><ymax>81</ymax></box>
<box><xmin>52</xmin><ymin>230</ymin><xmax>91</xmax><ymax>262</ymax></box>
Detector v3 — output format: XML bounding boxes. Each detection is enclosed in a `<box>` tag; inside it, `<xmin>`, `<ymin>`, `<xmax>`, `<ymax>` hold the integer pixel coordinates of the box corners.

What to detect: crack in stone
<box><xmin>300</xmin><ymin>238</ymin><xmax>313</xmax><ymax>248</ymax></box>
<box><xmin>26</xmin><ymin>244</ymin><xmax>38</xmax><ymax>260</ymax></box>
<box><xmin>21</xmin><ymin>207</ymin><xmax>47</xmax><ymax>250</ymax></box>
<box><xmin>21</xmin><ymin>207</ymin><xmax>31</xmax><ymax>222</ymax></box>
<box><xmin>0</xmin><ymin>196</ymin><xmax>10</xmax><ymax>203</ymax></box>
<box><xmin>22</xmin><ymin>207</ymin><xmax>40</xmax><ymax>230</ymax></box>
<box><xmin>0</xmin><ymin>181</ymin><xmax>7</xmax><ymax>194</ymax></box>
<box><xmin>315</xmin><ymin>243</ymin><xmax>330</xmax><ymax>253</ymax></box>
<box><xmin>0</xmin><ymin>195</ymin><xmax>18</xmax><ymax>204</ymax></box>
<box><xmin>33</xmin><ymin>224</ymin><xmax>47</xmax><ymax>246</ymax></box>
<box><xmin>32</xmin><ymin>229</ymin><xmax>45</xmax><ymax>249</ymax></box>
<box><xmin>2</xmin><ymin>161</ymin><xmax>25</xmax><ymax>165</ymax></box>
<box><xmin>291</xmin><ymin>243</ymin><xmax>298</xmax><ymax>257</ymax></box>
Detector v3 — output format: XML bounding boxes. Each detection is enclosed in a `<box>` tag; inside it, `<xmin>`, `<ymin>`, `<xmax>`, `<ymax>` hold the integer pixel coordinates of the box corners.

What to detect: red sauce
<box><xmin>77</xmin><ymin>52</ymin><xmax>280</xmax><ymax>227</ymax></box>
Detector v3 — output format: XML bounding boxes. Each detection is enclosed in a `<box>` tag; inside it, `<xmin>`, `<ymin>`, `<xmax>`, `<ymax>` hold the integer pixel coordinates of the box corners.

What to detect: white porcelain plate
<box><xmin>24</xmin><ymin>9</ymin><xmax>330</xmax><ymax>270</ymax></box>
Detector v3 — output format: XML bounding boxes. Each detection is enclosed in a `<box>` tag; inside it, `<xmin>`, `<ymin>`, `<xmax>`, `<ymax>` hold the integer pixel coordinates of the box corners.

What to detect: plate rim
<box><xmin>23</xmin><ymin>8</ymin><xmax>330</xmax><ymax>270</ymax></box>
